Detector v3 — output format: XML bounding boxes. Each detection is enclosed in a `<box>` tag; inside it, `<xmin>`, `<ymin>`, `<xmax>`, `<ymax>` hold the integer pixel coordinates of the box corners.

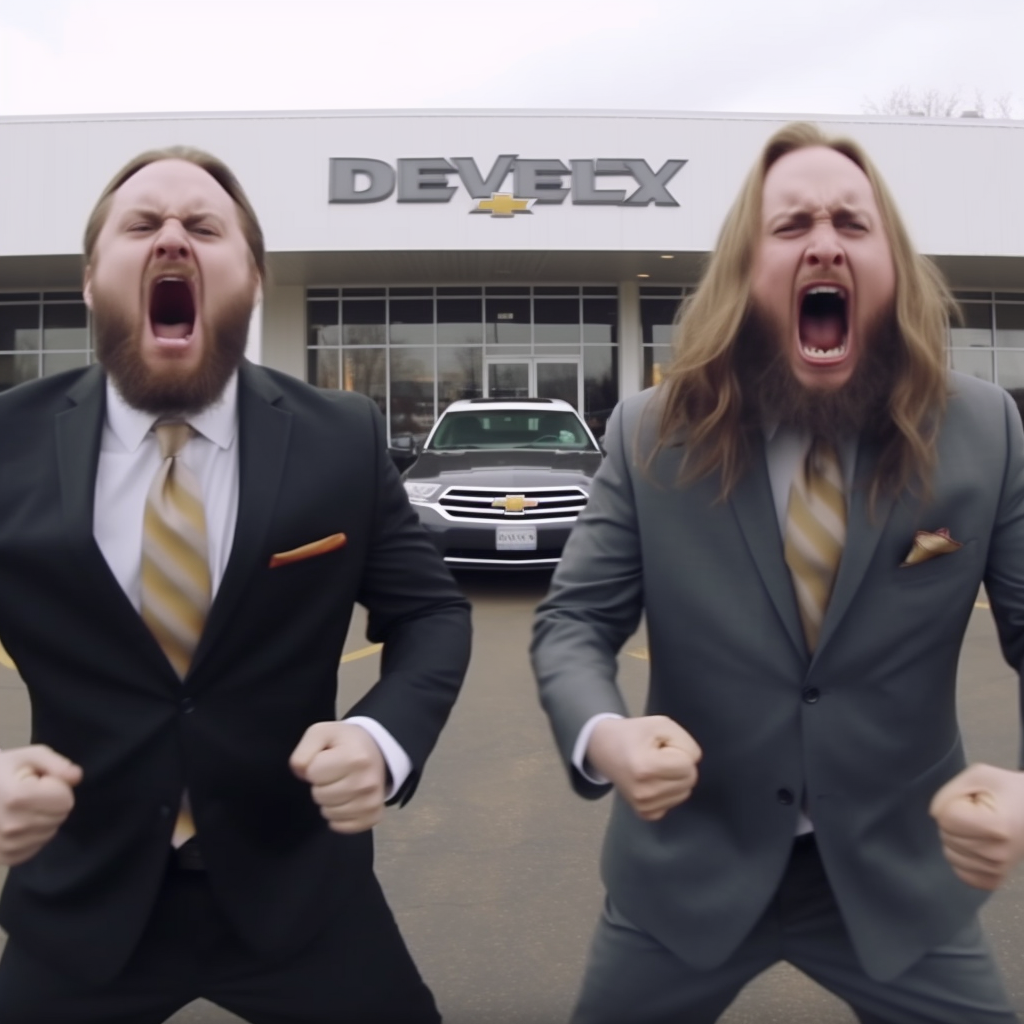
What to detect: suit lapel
<box><xmin>190</xmin><ymin>362</ymin><xmax>292</xmax><ymax>674</ymax></box>
<box><xmin>55</xmin><ymin>366</ymin><xmax>180</xmax><ymax>681</ymax></box>
<box><xmin>813</xmin><ymin>436</ymin><xmax>896</xmax><ymax>659</ymax></box>
<box><xmin>55</xmin><ymin>366</ymin><xmax>106</xmax><ymax>543</ymax></box>
<box><xmin>729</xmin><ymin>434</ymin><xmax>807</xmax><ymax>660</ymax></box>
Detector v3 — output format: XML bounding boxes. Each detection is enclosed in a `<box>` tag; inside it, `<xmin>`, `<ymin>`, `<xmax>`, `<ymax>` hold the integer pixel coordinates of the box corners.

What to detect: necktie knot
<box><xmin>155</xmin><ymin>421</ymin><xmax>193</xmax><ymax>461</ymax></box>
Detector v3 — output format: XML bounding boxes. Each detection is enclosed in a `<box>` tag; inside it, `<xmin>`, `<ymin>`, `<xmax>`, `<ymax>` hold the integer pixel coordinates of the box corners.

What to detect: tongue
<box><xmin>799</xmin><ymin>311</ymin><xmax>844</xmax><ymax>351</ymax></box>
<box><xmin>153</xmin><ymin>322</ymin><xmax>191</xmax><ymax>340</ymax></box>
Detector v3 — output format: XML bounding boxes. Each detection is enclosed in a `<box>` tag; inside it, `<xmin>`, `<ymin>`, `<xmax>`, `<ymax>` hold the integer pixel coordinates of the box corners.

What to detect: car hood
<box><xmin>405</xmin><ymin>449</ymin><xmax>602</xmax><ymax>487</ymax></box>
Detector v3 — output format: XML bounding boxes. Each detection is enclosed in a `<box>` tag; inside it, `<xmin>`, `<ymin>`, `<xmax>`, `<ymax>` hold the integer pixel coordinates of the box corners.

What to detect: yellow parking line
<box><xmin>626</xmin><ymin>647</ymin><xmax>649</xmax><ymax>661</ymax></box>
<box><xmin>340</xmin><ymin>643</ymin><xmax>383</xmax><ymax>664</ymax></box>
<box><xmin>0</xmin><ymin>642</ymin><xmax>12</xmax><ymax>671</ymax></box>
<box><xmin>975</xmin><ymin>600</ymin><xmax>990</xmax><ymax>610</ymax></box>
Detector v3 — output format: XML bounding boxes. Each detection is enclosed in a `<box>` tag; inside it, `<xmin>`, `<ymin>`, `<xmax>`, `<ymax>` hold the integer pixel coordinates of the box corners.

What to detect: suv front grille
<box><xmin>437</xmin><ymin>486</ymin><xmax>588</xmax><ymax>522</ymax></box>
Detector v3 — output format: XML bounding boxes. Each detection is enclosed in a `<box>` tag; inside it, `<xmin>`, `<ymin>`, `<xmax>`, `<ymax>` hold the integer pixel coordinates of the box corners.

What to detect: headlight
<box><xmin>403</xmin><ymin>482</ymin><xmax>440</xmax><ymax>502</ymax></box>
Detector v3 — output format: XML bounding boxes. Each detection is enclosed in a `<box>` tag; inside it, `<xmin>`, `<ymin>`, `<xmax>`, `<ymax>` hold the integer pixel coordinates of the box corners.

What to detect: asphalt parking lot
<box><xmin>0</xmin><ymin>573</ymin><xmax>1021</xmax><ymax>1023</ymax></box>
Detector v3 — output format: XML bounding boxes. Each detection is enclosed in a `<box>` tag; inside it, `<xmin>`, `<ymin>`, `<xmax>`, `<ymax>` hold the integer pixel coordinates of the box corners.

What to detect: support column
<box><xmin>618</xmin><ymin>279</ymin><xmax>643</xmax><ymax>400</ymax></box>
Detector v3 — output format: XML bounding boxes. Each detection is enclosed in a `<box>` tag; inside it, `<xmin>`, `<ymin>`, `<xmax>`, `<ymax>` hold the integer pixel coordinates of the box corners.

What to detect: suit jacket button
<box><xmin>777</xmin><ymin>788</ymin><xmax>795</xmax><ymax>805</ymax></box>
<box><xmin>159</xmin><ymin>804</ymin><xmax>172</xmax><ymax>819</ymax></box>
<box><xmin>180</xmin><ymin>697</ymin><xmax>196</xmax><ymax>714</ymax></box>
<box><xmin>802</xmin><ymin>687</ymin><xmax>820</xmax><ymax>704</ymax></box>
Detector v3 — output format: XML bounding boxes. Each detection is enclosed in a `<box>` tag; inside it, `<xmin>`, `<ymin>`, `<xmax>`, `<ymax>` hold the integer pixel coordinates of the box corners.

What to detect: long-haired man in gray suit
<box><xmin>532</xmin><ymin>122</ymin><xmax>1024</xmax><ymax>1022</ymax></box>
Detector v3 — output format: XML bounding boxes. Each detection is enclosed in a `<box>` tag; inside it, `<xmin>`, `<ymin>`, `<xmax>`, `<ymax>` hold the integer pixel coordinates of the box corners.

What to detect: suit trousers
<box><xmin>0</xmin><ymin>855</ymin><xmax>440</xmax><ymax>1024</ymax></box>
<box><xmin>572</xmin><ymin>835</ymin><xmax>1018</xmax><ymax>1024</ymax></box>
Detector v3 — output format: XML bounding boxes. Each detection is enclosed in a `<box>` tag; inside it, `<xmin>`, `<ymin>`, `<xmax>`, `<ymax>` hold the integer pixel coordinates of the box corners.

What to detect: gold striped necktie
<box><xmin>141</xmin><ymin>422</ymin><xmax>211</xmax><ymax>679</ymax></box>
<box><xmin>784</xmin><ymin>438</ymin><xmax>847</xmax><ymax>653</ymax></box>
<box><xmin>141</xmin><ymin>422</ymin><xmax>210</xmax><ymax>848</ymax></box>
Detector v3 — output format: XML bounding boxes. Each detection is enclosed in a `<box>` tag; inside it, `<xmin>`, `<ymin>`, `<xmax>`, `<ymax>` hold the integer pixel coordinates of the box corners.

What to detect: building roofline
<box><xmin>0</xmin><ymin>107</ymin><xmax>1021</xmax><ymax>129</ymax></box>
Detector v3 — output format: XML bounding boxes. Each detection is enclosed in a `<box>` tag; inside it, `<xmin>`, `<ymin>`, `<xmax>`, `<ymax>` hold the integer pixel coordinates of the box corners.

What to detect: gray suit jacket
<box><xmin>531</xmin><ymin>371</ymin><xmax>1024</xmax><ymax>982</ymax></box>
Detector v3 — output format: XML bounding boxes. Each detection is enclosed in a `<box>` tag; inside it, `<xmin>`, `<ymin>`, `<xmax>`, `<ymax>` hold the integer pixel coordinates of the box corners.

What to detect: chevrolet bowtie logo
<box><xmin>473</xmin><ymin>193</ymin><xmax>532</xmax><ymax>218</ymax></box>
<box><xmin>492</xmin><ymin>494</ymin><xmax>539</xmax><ymax>513</ymax></box>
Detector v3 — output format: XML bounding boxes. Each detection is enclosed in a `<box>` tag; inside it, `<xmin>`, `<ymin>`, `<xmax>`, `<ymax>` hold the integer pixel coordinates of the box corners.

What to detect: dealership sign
<box><xmin>328</xmin><ymin>155</ymin><xmax>687</xmax><ymax>215</ymax></box>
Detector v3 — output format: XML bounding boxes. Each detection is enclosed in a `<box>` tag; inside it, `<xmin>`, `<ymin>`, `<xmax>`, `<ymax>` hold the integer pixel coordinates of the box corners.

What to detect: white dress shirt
<box><xmin>572</xmin><ymin>425</ymin><xmax>855</xmax><ymax>836</ymax></box>
<box><xmin>93</xmin><ymin>373</ymin><xmax>411</xmax><ymax>798</ymax></box>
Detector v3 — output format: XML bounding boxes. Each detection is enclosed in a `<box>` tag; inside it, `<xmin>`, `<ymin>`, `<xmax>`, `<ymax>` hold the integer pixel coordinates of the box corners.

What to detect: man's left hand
<box><xmin>290</xmin><ymin>722</ymin><xmax>387</xmax><ymax>834</ymax></box>
<box><xmin>930</xmin><ymin>763</ymin><xmax>1024</xmax><ymax>890</ymax></box>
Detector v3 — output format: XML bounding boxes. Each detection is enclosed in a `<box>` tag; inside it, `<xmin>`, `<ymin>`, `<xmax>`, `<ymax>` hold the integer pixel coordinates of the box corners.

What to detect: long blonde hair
<box><xmin>655</xmin><ymin>122</ymin><xmax>953</xmax><ymax>503</ymax></box>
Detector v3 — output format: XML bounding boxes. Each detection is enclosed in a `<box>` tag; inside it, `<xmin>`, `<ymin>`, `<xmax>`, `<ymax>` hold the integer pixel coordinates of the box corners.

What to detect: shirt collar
<box><xmin>104</xmin><ymin>371</ymin><xmax>239</xmax><ymax>453</ymax></box>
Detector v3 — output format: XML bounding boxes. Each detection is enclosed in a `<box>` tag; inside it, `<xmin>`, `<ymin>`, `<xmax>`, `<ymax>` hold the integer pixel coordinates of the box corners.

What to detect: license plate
<box><xmin>496</xmin><ymin>526</ymin><xmax>537</xmax><ymax>551</ymax></box>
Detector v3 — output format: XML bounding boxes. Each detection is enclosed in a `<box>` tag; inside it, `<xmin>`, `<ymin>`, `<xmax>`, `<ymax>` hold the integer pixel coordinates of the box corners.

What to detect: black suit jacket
<box><xmin>0</xmin><ymin>361</ymin><xmax>471</xmax><ymax>982</ymax></box>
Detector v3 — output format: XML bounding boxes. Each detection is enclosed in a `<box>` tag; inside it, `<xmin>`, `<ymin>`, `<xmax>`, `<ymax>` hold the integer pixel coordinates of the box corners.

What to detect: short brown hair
<box><xmin>83</xmin><ymin>146</ymin><xmax>266</xmax><ymax>279</ymax></box>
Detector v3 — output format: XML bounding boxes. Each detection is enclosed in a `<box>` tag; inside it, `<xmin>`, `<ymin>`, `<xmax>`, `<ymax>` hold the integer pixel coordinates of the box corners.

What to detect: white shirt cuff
<box><xmin>344</xmin><ymin>717</ymin><xmax>412</xmax><ymax>801</ymax></box>
<box><xmin>572</xmin><ymin>712</ymin><xmax>625</xmax><ymax>785</ymax></box>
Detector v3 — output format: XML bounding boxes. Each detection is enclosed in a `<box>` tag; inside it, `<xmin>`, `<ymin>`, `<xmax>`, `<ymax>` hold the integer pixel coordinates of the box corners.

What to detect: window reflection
<box><xmin>390</xmin><ymin>347</ymin><xmax>435</xmax><ymax>440</ymax></box>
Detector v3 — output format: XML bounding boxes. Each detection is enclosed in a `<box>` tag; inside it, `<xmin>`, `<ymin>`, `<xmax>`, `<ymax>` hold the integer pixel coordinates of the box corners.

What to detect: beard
<box><xmin>92</xmin><ymin>288</ymin><xmax>253</xmax><ymax>415</ymax></box>
<box><xmin>735</xmin><ymin>303</ymin><xmax>900</xmax><ymax>441</ymax></box>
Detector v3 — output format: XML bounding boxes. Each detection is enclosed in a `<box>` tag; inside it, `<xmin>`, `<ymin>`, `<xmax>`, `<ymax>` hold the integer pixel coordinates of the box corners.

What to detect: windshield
<box><xmin>427</xmin><ymin>410</ymin><xmax>597</xmax><ymax>451</ymax></box>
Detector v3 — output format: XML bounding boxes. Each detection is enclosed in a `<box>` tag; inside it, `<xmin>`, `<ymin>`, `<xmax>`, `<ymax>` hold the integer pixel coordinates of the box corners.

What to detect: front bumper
<box><xmin>411</xmin><ymin>503</ymin><xmax>576</xmax><ymax>569</ymax></box>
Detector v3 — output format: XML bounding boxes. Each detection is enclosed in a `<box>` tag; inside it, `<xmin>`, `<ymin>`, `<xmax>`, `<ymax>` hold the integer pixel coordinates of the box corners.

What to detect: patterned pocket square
<box><xmin>269</xmin><ymin>532</ymin><xmax>347</xmax><ymax>568</ymax></box>
<box><xmin>900</xmin><ymin>528</ymin><xmax>962</xmax><ymax>568</ymax></box>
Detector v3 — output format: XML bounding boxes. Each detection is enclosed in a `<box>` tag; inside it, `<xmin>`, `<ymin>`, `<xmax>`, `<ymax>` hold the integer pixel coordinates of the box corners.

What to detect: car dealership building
<box><xmin>1</xmin><ymin>108</ymin><xmax>1023</xmax><ymax>441</ymax></box>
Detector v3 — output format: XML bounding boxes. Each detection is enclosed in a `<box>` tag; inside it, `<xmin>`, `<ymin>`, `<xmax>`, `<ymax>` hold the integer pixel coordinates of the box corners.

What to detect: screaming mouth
<box><xmin>799</xmin><ymin>285</ymin><xmax>847</xmax><ymax>360</ymax></box>
<box><xmin>150</xmin><ymin>278</ymin><xmax>196</xmax><ymax>340</ymax></box>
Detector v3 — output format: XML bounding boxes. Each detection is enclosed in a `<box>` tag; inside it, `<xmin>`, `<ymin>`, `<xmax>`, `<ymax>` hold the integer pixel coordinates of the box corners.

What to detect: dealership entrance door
<box><xmin>485</xmin><ymin>358</ymin><xmax>581</xmax><ymax>409</ymax></box>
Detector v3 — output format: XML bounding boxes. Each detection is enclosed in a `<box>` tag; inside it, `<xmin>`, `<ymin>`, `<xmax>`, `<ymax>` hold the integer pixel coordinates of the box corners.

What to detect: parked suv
<box><xmin>401</xmin><ymin>397</ymin><xmax>603</xmax><ymax>569</ymax></box>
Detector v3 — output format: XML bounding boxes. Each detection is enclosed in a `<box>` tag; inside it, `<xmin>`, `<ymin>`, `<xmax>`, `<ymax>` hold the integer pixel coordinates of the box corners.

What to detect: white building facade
<box><xmin>0</xmin><ymin>109</ymin><xmax>1022</xmax><ymax>441</ymax></box>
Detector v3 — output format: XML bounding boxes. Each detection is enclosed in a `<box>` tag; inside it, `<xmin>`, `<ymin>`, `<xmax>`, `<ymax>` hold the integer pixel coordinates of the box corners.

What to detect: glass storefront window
<box><xmin>0</xmin><ymin>352</ymin><xmax>39</xmax><ymax>391</ymax></box>
<box><xmin>307</xmin><ymin>299</ymin><xmax>339</xmax><ymax>348</ymax></box>
<box><xmin>534</xmin><ymin>297</ymin><xmax>580</xmax><ymax>347</ymax></box>
<box><xmin>438</xmin><ymin>346</ymin><xmax>483</xmax><ymax>409</ymax></box>
<box><xmin>309</xmin><ymin>286</ymin><xmax>617</xmax><ymax>441</ymax></box>
<box><xmin>308</xmin><ymin>348</ymin><xmax>339</xmax><ymax>389</ymax></box>
<box><xmin>342</xmin><ymin>299</ymin><xmax>385</xmax><ymax>346</ymax></box>
<box><xmin>0</xmin><ymin>295</ymin><xmax>92</xmax><ymax>392</ymax></box>
<box><xmin>389</xmin><ymin>298</ymin><xmax>434</xmax><ymax>345</ymax></box>
<box><xmin>485</xmin><ymin>297</ymin><xmax>531</xmax><ymax>346</ymax></box>
<box><xmin>644</xmin><ymin>345</ymin><xmax>673</xmax><ymax>388</ymax></box>
<box><xmin>0</xmin><ymin>304</ymin><xmax>40</xmax><ymax>353</ymax></box>
<box><xmin>583</xmin><ymin>298</ymin><xmax>617</xmax><ymax>345</ymax></box>
<box><xmin>437</xmin><ymin>298</ymin><xmax>483</xmax><ymax>345</ymax></box>
<box><xmin>342</xmin><ymin>349</ymin><xmax>386</xmax><ymax>416</ymax></box>
<box><xmin>389</xmin><ymin>347</ymin><xmax>435</xmax><ymax>440</ymax></box>
<box><xmin>995</xmin><ymin>304</ymin><xmax>1024</xmax><ymax>348</ymax></box>
<box><xmin>950</xmin><ymin>348</ymin><xmax>993</xmax><ymax>383</ymax></box>
<box><xmin>43</xmin><ymin>303</ymin><xmax>88</xmax><ymax>350</ymax></box>
<box><xmin>583</xmin><ymin>345</ymin><xmax>618</xmax><ymax>438</ymax></box>
<box><xmin>996</xmin><ymin>349</ymin><xmax>1024</xmax><ymax>390</ymax></box>
<box><xmin>950</xmin><ymin>302</ymin><xmax>991</xmax><ymax>349</ymax></box>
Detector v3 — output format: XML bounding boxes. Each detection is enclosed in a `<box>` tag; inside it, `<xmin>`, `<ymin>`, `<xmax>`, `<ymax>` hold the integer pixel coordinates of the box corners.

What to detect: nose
<box><xmin>805</xmin><ymin>226</ymin><xmax>844</xmax><ymax>269</ymax></box>
<box><xmin>153</xmin><ymin>220</ymin><xmax>190</xmax><ymax>261</ymax></box>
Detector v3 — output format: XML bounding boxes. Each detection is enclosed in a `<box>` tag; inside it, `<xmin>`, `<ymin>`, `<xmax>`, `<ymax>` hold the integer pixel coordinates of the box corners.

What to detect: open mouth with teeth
<box><xmin>149</xmin><ymin>278</ymin><xmax>196</xmax><ymax>347</ymax></box>
<box><xmin>798</xmin><ymin>285</ymin><xmax>848</xmax><ymax>364</ymax></box>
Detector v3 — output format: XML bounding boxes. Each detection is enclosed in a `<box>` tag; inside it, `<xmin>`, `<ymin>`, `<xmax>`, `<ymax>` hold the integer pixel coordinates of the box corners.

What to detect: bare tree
<box><xmin>862</xmin><ymin>87</ymin><xmax>1019</xmax><ymax>119</ymax></box>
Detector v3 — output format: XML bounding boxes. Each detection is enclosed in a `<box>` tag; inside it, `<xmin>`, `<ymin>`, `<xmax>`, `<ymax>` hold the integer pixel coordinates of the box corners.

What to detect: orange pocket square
<box><xmin>269</xmin><ymin>533</ymin><xmax>347</xmax><ymax>568</ymax></box>
<box><xmin>900</xmin><ymin>528</ymin><xmax>962</xmax><ymax>568</ymax></box>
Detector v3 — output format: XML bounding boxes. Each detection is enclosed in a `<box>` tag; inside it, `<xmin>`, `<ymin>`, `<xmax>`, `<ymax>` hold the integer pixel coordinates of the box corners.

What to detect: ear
<box><xmin>251</xmin><ymin>275</ymin><xmax>263</xmax><ymax>308</ymax></box>
<box><xmin>82</xmin><ymin>266</ymin><xmax>94</xmax><ymax>310</ymax></box>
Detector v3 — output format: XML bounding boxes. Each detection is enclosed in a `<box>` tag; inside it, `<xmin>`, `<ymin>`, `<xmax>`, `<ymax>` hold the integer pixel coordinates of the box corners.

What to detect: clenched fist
<box><xmin>290</xmin><ymin>722</ymin><xmax>388</xmax><ymax>834</ymax></box>
<box><xmin>0</xmin><ymin>746</ymin><xmax>82</xmax><ymax>865</ymax></box>
<box><xmin>930</xmin><ymin>763</ymin><xmax>1024</xmax><ymax>891</ymax></box>
<box><xmin>586</xmin><ymin>715</ymin><xmax>702</xmax><ymax>821</ymax></box>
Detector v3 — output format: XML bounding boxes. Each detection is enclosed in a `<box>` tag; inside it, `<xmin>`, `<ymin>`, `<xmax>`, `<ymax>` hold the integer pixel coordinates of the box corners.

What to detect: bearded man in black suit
<box><xmin>0</xmin><ymin>147</ymin><xmax>470</xmax><ymax>1023</ymax></box>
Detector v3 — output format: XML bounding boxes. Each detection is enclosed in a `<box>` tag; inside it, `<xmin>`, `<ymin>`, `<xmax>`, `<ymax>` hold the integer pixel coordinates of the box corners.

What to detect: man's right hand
<box><xmin>0</xmin><ymin>746</ymin><xmax>82</xmax><ymax>865</ymax></box>
<box><xmin>586</xmin><ymin>716</ymin><xmax>702</xmax><ymax>821</ymax></box>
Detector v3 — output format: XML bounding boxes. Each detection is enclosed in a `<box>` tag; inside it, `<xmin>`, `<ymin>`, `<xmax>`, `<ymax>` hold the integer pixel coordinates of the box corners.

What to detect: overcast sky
<box><xmin>0</xmin><ymin>0</ymin><xmax>1021</xmax><ymax>119</ymax></box>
